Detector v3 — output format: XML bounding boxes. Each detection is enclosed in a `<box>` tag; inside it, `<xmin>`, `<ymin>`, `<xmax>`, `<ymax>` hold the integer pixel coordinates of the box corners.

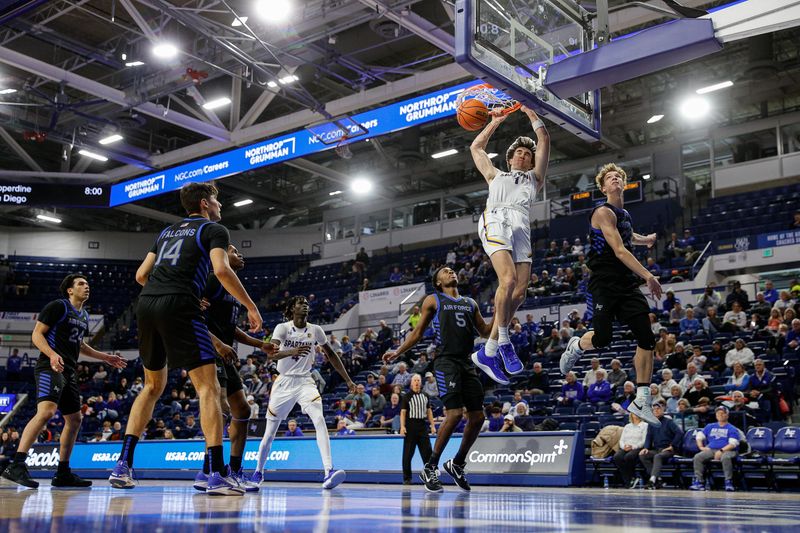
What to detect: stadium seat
<box><xmin>741</xmin><ymin>427</ymin><xmax>774</xmax><ymax>490</ymax></box>
<box><xmin>769</xmin><ymin>426</ymin><xmax>800</xmax><ymax>490</ymax></box>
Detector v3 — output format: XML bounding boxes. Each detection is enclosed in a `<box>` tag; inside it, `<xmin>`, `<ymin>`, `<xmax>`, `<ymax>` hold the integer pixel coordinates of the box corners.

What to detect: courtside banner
<box><xmin>358</xmin><ymin>282</ymin><xmax>425</xmax><ymax>315</ymax></box>
<box><xmin>27</xmin><ymin>432</ymin><xmax>583</xmax><ymax>486</ymax></box>
<box><xmin>110</xmin><ymin>81</ymin><xmax>475</xmax><ymax>207</ymax></box>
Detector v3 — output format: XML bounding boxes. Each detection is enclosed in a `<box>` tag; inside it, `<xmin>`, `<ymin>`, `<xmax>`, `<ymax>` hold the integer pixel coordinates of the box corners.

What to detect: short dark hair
<box><xmin>180</xmin><ymin>182</ymin><xmax>218</xmax><ymax>215</ymax></box>
<box><xmin>60</xmin><ymin>273</ymin><xmax>87</xmax><ymax>298</ymax></box>
<box><xmin>284</xmin><ymin>295</ymin><xmax>306</xmax><ymax>320</ymax></box>
<box><xmin>431</xmin><ymin>266</ymin><xmax>446</xmax><ymax>292</ymax></box>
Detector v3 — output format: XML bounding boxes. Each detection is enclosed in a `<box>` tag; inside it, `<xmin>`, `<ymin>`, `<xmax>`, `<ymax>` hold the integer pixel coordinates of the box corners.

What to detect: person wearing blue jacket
<box><xmin>639</xmin><ymin>401</ymin><xmax>683</xmax><ymax>489</ymax></box>
<box><xmin>691</xmin><ymin>406</ymin><xmax>741</xmax><ymax>492</ymax></box>
<box><xmin>558</xmin><ymin>372</ymin><xmax>584</xmax><ymax>405</ymax></box>
<box><xmin>587</xmin><ymin>369</ymin><xmax>612</xmax><ymax>404</ymax></box>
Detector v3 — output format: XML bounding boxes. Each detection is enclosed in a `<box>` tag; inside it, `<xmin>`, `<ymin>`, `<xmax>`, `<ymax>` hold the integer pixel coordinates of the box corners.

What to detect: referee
<box><xmin>400</xmin><ymin>374</ymin><xmax>436</xmax><ymax>484</ymax></box>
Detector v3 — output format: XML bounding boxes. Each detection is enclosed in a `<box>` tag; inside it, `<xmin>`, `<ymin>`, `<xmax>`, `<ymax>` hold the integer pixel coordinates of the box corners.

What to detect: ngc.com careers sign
<box><xmin>26</xmin><ymin>432</ymin><xmax>583</xmax><ymax>486</ymax></box>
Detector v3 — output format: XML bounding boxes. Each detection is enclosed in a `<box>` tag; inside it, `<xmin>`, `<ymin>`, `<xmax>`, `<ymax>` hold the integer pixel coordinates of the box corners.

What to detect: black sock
<box><xmin>426</xmin><ymin>451</ymin><xmax>441</xmax><ymax>468</ymax></box>
<box><xmin>202</xmin><ymin>452</ymin><xmax>210</xmax><ymax>475</ymax></box>
<box><xmin>452</xmin><ymin>451</ymin><xmax>467</xmax><ymax>466</ymax></box>
<box><xmin>13</xmin><ymin>452</ymin><xmax>26</xmax><ymax>464</ymax></box>
<box><xmin>57</xmin><ymin>461</ymin><xmax>70</xmax><ymax>475</ymax></box>
<box><xmin>121</xmin><ymin>434</ymin><xmax>139</xmax><ymax>467</ymax></box>
<box><xmin>208</xmin><ymin>445</ymin><xmax>225</xmax><ymax>474</ymax></box>
<box><xmin>229</xmin><ymin>455</ymin><xmax>242</xmax><ymax>473</ymax></box>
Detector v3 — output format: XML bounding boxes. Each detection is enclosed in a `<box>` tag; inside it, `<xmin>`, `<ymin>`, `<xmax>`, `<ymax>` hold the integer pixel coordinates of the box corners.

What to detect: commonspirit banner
<box><xmin>358</xmin><ymin>282</ymin><xmax>425</xmax><ymax>315</ymax></box>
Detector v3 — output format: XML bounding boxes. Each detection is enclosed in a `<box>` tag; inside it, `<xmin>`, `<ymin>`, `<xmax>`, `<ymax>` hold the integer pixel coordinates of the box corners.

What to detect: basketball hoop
<box><xmin>456</xmin><ymin>83</ymin><xmax>521</xmax><ymax>116</ymax></box>
<box><xmin>335</xmin><ymin>135</ymin><xmax>353</xmax><ymax>159</ymax></box>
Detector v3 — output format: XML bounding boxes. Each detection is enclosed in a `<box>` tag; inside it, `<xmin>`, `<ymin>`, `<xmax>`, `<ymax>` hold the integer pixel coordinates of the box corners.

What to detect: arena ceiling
<box><xmin>0</xmin><ymin>0</ymin><xmax>798</xmax><ymax>233</ymax></box>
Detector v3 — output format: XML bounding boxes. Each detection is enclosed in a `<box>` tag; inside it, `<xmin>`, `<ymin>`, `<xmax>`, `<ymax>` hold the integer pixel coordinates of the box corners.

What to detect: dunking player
<box><xmin>383</xmin><ymin>266</ymin><xmax>493</xmax><ymax>492</ymax></box>
<box><xmin>252</xmin><ymin>296</ymin><xmax>356</xmax><ymax>489</ymax></box>
<box><xmin>559</xmin><ymin>164</ymin><xmax>663</xmax><ymax>426</ymax></box>
<box><xmin>2</xmin><ymin>273</ymin><xmax>126</xmax><ymax>488</ymax></box>
<box><xmin>109</xmin><ymin>182</ymin><xmax>263</xmax><ymax>495</ymax></box>
<box><xmin>470</xmin><ymin>106</ymin><xmax>550</xmax><ymax>385</ymax></box>
<box><xmin>193</xmin><ymin>244</ymin><xmax>276</xmax><ymax>493</ymax></box>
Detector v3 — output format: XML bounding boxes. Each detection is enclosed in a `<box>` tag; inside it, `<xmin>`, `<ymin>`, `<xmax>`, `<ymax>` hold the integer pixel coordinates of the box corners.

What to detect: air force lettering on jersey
<box><xmin>271</xmin><ymin>320</ymin><xmax>327</xmax><ymax>376</ymax></box>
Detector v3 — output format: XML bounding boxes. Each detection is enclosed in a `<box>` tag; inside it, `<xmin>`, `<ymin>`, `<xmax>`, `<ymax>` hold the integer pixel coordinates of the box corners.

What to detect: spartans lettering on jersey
<box><xmin>282</xmin><ymin>339</ymin><xmax>316</xmax><ymax>349</ymax></box>
<box><xmin>440</xmin><ymin>302</ymin><xmax>474</xmax><ymax>313</ymax></box>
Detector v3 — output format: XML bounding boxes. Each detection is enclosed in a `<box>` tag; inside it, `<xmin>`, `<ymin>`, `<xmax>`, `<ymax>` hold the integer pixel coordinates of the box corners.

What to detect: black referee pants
<box><xmin>402</xmin><ymin>419</ymin><xmax>432</xmax><ymax>481</ymax></box>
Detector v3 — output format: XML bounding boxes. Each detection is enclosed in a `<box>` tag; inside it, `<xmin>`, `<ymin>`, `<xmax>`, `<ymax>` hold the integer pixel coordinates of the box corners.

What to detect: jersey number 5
<box><xmin>455</xmin><ymin>312</ymin><xmax>467</xmax><ymax>328</ymax></box>
<box><xmin>155</xmin><ymin>240</ymin><xmax>184</xmax><ymax>266</ymax></box>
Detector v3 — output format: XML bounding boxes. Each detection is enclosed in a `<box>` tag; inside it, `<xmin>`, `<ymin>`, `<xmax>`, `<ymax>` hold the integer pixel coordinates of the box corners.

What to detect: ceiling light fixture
<box><xmin>256</xmin><ymin>0</ymin><xmax>291</xmax><ymax>22</ymax></box>
<box><xmin>125</xmin><ymin>61</ymin><xmax>145</xmax><ymax>67</ymax></box>
<box><xmin>696</xmin><ymin>80</ymin><xmax>733</xmax><ymax>94</ymax></box>
<box><xmin>267</xmin><ymin>81</ymin><xmax>278</xmax><ymax>88</ymax></box>
<box><xmin>279</xmin><ymin>74</ymin><xmax>299</xmax><ymax>85</ymax></box>
<box><xmin>646</xmin><ymin>114</ymin><xmax>664</xmax><ymax>124</ymax></box>
<box><xmin>78</xmin><ymin>149</ymin><xmax>108</xmax><ymax>162</ymax></box>
<box><xmin>233</xmin><ymin>199</ymin><xmax>253</xmax><ymax>207</ymax></box>
<box><xmin>152</xmin><ymin>41</ymin><xmax>179</xmax><ymax>59</ymax></box>
<box><xmin>351</xmin><ymin>177</ymin><xmax>373</xmax><ymax>195</ymax></box>
<box><xmin>431</xmin><ymin>148</ymin><xmax>458</xmax><ymax>159</ymax></box>
<box><xmin>99</xmin><ymin>134</ymin><xmax>123</xmax><ymax>145</ymax></box>
<box><xmin>202</xmin><ymin>97</ymin><xmax>232</xmax><ymax>110</ymax></box>
<box><xmin>0</xmin><ymin>88</ymin><xmax>17</xmax><ymax>95</ymax></box>
<box><xmin>329</xmin><ymin>190</ymin><xmax>343</xmax><ymax>196</ymax></box>
<box><xmin>679</xmin><ymin>97</ymin><xmax>710</xmax><ymax>119</ymax></box>
<box><xmin>642</xmin><ymin>174</ymin><xmax>652</xmax><ymax>180</ymax></box>
<box><xmin>36</xmin><ymin>214</ymin><xmax>62</xmax><ymax>224</ymax></box>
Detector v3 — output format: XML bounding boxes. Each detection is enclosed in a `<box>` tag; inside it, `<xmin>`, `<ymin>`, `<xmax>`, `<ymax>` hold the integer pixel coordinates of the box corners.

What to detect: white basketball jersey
<box><xmin>486</xmin><ymin>170</ymin><xmax>539</xmax><ymax>213</ymax></box>
<box><xmin>271</xmin><ymin>320</ymin><xmax>327</xmax><ymax>376</ymax></box>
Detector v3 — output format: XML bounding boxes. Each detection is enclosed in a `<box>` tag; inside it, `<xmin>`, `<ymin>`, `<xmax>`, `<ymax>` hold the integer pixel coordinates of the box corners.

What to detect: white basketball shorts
<box><xmin>265</xmin><ymin>375</ymin><xmax>321</xmax><ymax>421</ymax></box>
<box><xmin>478</xmin><ymin>206</ymin><xmax>532</xmax><ymax>264</ymax></box>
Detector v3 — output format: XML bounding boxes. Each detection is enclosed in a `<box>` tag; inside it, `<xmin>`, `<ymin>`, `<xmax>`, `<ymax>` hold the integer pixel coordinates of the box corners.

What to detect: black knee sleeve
<box><xmin>630</xmin><ymin>313</ymin><xmax>656</xmax><ymax>350</ymax></box>
<box><xmin>591</xmin><ymin>312</ymin><xmax>613</xmax><ymax>348</ymax></box>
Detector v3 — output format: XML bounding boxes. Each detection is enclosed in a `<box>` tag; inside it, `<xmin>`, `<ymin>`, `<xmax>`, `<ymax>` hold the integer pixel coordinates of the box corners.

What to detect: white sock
<box><xmin>307</xmin><ymin>403</ymin><xmax>333</xmax><ymax>475</ymax></box>
<box><xmin>485</xmin><ymin>338</ymin><xmax>498</xmax><ymax>357</ymax></box>
<box><xmin>636</xmin><ymin>386</ymin><xmax>651</xmax><ymax>404</ymax></box>
<box><xmin>574</xmin><ymin>337</ymin><xmax>585</xmax><ymax>354</ymax></box>
<box><xmin>255</xmin><ymin>418</ymin><xmax>281</xmax><ymax>473</ymax></box>
<box><xmin>498</xmin><ymin>327</ymin><xmax>509</xmax><ymax>344</ymax></box>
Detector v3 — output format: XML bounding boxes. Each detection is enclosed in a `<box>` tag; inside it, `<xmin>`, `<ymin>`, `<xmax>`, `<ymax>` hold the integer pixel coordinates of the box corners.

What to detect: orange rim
<box><xmin>463</xmin><ymin>83</ymin><xmax>520</xmax><ymax>115</ymax></box>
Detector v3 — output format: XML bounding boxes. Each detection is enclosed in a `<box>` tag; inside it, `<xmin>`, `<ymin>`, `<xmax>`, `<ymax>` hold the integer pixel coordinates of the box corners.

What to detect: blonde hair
<box><xmin>594</xmin><ymin>163</ymin><xmax>627</xmax><ymax>190</ymax></box>
<box><xmin>505</xmin><ymin>136</ymin><xmax>536</xmax><ymax>169</ymax></box>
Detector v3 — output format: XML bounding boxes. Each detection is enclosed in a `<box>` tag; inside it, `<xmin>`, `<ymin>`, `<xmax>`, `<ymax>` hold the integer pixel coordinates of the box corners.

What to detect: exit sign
<box><xmin>763</xmin><ymin>248</ymin><xmax>774</xmax><ymax>258</ymax></box>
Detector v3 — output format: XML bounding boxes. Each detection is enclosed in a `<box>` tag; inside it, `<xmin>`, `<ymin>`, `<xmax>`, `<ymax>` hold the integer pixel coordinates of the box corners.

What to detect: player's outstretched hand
<box><xmin>520</xmin><ymin>105</ymin><xmax>539</xmax><ymax>119</ymax></box>
<box><xmin>49</xmin><ymin>354</ymin><xmax>64</xmax><ymax>373</ymax></box>
<box><xmin>218</xmin><ymin>342</ymin><xmax>238</xmax><ymax>364</ymax></box>
<box><xmin>488</xmin><ymin>109</ymin><xmax>508</xmax><ymax>123</ymax></box>
<box><xmin>246</xmin><ymin>305</ymin><xmax>263</xmax><ymax>333</ymax></box>
<box><xmin>643</xmin><ymin>233</ymin><xmax>657</xmax><ymax>248</ymax></box>
<box><xmin>260</xmin><ymin>342</ymin><xmax>277</xmax><ymax>356</ymax></box>
<box><xmin>105</xmin><ymin>353</ymin><xmax>127</xmax><ymax>369</ymax></box>
<box><xmin>382</xmin><ymin>350</ymin><xmax>400</xmax><ymax>364</ymax></box>
<box><xmin>646</xmin><ymin>275</ymin><xmax>663</xmax><ymax>301</ymax></box>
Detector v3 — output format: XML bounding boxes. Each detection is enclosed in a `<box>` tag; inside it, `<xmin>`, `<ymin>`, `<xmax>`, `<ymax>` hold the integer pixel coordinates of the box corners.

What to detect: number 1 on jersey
<box><xmin>155</xmin><ymin>240</ymin><xmax>184</xmax><ymax>266</ymax></box>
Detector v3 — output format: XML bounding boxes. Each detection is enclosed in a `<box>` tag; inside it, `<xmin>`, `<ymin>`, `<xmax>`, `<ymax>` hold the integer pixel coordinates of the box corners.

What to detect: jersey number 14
<box><xmin>155</xmin><ymin>240</ymin><xmax>184</xmax><ymax>266</ymax></box>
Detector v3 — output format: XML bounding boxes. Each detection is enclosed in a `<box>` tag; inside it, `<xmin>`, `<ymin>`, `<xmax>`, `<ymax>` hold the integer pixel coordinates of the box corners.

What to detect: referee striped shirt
<box><xmin>402</xmin><ymin>391</ymin><xmax>429</xmax><ymax>420</ymax></box>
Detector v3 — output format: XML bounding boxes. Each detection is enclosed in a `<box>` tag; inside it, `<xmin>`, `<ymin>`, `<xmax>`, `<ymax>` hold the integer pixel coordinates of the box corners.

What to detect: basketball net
<box><xmin>335</xmin><ymin>135</ymin><xmax>353</xmax><ymax>159</ymax></box>
<box><xmin>457</xmin><ymin>83</ymin><xmax>521</xmax><ymax>115</ymax></box>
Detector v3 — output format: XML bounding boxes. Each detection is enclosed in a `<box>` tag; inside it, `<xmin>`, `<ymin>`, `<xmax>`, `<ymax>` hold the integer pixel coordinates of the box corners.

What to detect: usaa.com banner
<box><xmin>110</xmin><ymin>81</ymin><xmax>475</xmax><ymax>207</ymax></box>
<box><xmin>26</xmin><ymin>432</ymin><xmax>579</xmax><ymax>477</ymax></box>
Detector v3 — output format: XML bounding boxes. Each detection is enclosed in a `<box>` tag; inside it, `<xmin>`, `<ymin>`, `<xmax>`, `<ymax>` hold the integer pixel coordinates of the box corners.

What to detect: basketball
<box><xmin>457</xmin><ymin>98</ymin><xmax>489</xmax><ymax>131</ymax></box>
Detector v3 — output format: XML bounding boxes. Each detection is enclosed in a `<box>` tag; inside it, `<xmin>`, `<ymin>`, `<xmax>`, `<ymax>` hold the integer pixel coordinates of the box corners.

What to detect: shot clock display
<box><xmin>568</xmin><ymin>181</ymin><xmax>643</xmax><ymax>213</ymax></box>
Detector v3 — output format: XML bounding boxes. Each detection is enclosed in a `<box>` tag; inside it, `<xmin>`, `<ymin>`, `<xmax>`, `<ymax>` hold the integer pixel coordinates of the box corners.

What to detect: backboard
<box><xmin>455</xmin><ymin>0</ymin><xmax>602</xmax><ymax>140</ymax></box>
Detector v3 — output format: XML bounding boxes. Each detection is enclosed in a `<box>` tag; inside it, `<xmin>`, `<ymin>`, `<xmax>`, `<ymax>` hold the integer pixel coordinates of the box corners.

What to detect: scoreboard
<box><xmin>568</xmin><ymin>181</ymin><xmax>643</xmax><ymax>213</ymax></box>
<box><xmin>0</xmin><ymin>182</ymin><xmax>109</xmax><ymax>208</ymax></box>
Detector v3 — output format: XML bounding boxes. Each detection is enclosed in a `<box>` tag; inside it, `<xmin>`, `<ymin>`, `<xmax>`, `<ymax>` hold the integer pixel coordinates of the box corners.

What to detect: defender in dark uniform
<box><xmin>384</xmin><ymin>266</ymin><xmax>494</xmax><ymax>492</ymax></box>
<box><xmin>2</xmin><ymin>273</ymin><xmax>125</xmax><ymax>488</ymax></box>
<box><xmin>109</xmin><ymin>182</ymin><xmax>263</xmax><ymax>496</ymax></box>
<box><xmin>559</xmin><ymin>163</ymin><xmax>663</xmax><ymax>427</ymax></box>
<box><xmin>194</xmin><ymin>244</ymin><xmax>274</xmax><ymax>492</ymax></box>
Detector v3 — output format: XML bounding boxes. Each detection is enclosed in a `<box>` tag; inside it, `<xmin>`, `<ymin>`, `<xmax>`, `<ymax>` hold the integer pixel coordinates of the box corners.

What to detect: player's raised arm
<box><xmin>520</xmin><ymin>106</ymin><xmax>550</xmax><ymax>187</ymax></box>
<box><xmin>383</xmin><ymin>295</ymin><xmax>437</xmax><ymax>363</ymax></box>
<box><xmin>470</xmin><ymin>112</ymin><xmax>507</xmax><ymax>183</ymax></box>
<box><xmin>594</xmin><ymin>207</ymin><xmax>662</xmax><ymax>300</ymax></box>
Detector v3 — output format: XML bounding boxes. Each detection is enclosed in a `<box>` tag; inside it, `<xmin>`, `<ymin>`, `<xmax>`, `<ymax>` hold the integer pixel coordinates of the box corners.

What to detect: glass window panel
<box><xmin>713</xmin><ymin>127</ymin><xmax>778</xmax><ymax>166</ymax></box>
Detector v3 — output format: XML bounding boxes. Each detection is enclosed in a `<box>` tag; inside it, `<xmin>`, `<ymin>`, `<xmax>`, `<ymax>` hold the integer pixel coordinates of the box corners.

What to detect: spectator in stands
<box><xmin>680</xmin><ymin>308</ymin><xmax>701</xmax><ymax>337</ymax></box>
<box><xmin>510</xmin><ymin>323</ymin><xmax>529</xmax><ymax>359</ymax></box>
<box><xmin>445</xmin><ymin>248</ymin><xmax>457</xmax><ymax>265</ymax></box>
<box><xmin>130</xmin><ymin>377</ymin><xmax>143</xmax><ymax>396</ymax></box>
<box><xmin>542</xmin><ymin>329</ymin><xmax>565</xmax><ymax>360</ymax></box>
<box><xmin>649</xmin><ymin>314</ymin><xmax>662</xmax><ymax>336</ymax></box>
<box><xmin>679</xmin><ymin>363</ymin><xmax>700</xmax><ymax>393</ymax></box>
<box><xmin>365</xmin><ymin>387</ymin><xmax>384</xmax><ymax>415</ymax></box>
<box><xmin>524</xmin><ymin>362</ymin><xmax>549</xmax><ymax>395</ymax></box>
<box><xmin>418</xmin><ymin>372</ymin><xmax>436</xmax><ymax>398</ymax></box>
<box><xmin>773</xmin><ymin>290</ymin><xmax>795</xmax><ymax>313</ymax></box>
<box><xmin>92</xmin><ymin>365</ymin><xmax>108</xmax><ymax>384</ymax></box>
<box><xmin>669</xmin><ymin>302</ymin><xmax>686</xmax><ymax>326</ymax></box>
<box><xmin>659</xmin><ymin>369</ymin><xmax>679</xmax><ymax>399</ymax></box>
<box><xmin>666</xmin><ymin>385</ymin><xmax>683</xmax><ymax>414</ymax></box>
<box><xmin>109</xmin><ymin>421</ymin><xmax>123</xmax><ymax>441</ymax></box>
<box><xmin>722</xmin><ymin>302</ymin><xmax>747</xmax><ymax>332</ymax></box>
<box><xmin>180</xmin><ymin>415</ymin><xmax>199</xmax><ymax>439</ymax></box>
<box><xmin>665</xmin><ymin>342</ymin><xmax>688</xmax><ymax>371</ymax></box>
<box><xmin>725</xmin><ymin>338</ymin><xmax>754</xmax><ymax>368</ymax></box>
<box><xmin>500</xmin><ymin>414</ymin><xmax>523</xmax><ymax>433</ymax></box>
<box><xmin>791</xmin><ymin>211</ymin><xmax>800</xmax><ymax>230</ymax></box>
<box><xmin>695</xmin><ymin>284</ymin><xmax>721</xmax><ymax>319</ymax></box>
<box><xmin>665</xmin><ymin>232</ymin><xmax>682</xmax><ymax>259</ymax></box>
<box><xmin>380</xmin><ymin>393</ymin><xmax>401</xmax><ymax>431</ymax></box>
<box><xmin>345</xmin><ymin>384</ymin><xmax>372</xmax><ymax>412</ymax></box>
<box><xmin>6</xmin><ymin>348</ymin><xmax>22</xmax><ymax>381</ymax></box>
<box><xmin>723</xmin><ymin>362</ymin><xmax>751</xmax><ymax>392</ymax></box>
<box><xmin>639</xmin><ymin>400</ymin><xmax>683</xmax><ymax>490</ymax></box>
<box><xmin>579</xmin><ymin>358</ymin><xmax>599</xmax><ymax>389</ymax></box>
<box><xmin>613</xmin><ymin>381</ymin><xmax>637</xmax><ymax>413</ymax></box>
<box><xmin>545</xmin><ymin>240</ymin><xmax>559</xmax><ymax>259</ymax></box>
<box><xmin>684</xmin><ymin>378</ymin><xmax>713</xmax><ymax>406</ymax></box>
<box><xmin>340</xmin><ymin>335</ymin><xmax>353</xmax><ymax>357</ymax></box>
<box><xmin>703</xmin><ymin>340</ymin><xmax>725</xmax><ymax>374</ymax></box>
<box><xmin>613</xmin><ymin>412</ymin><xmax>647</xmax><ymax>488</ymax></box>
<box><xmin>607</xmin><ymin>359</ymin><xmax>627</xmax><ymax>390</ymax></box>
<box><xmin>587</xmin><ymin>369</ymin><xmax>612</xmax><ymax>405</ymax></box>
<box><xmin>725</xmin><ymin>281</ymin><xmax>750</xmax><ymax>311</ymax></box>
<box><xmin>662</xmin><ymin>290</ymin><xmax>680</xmax><ymax>317</ymax></box>
<box><xmin>240</xmin><ymin>357</ymin><xmax>256</xmax><ymax>379</ymax></box>
<box><xmin>785</xmin><ymin>318</ymin><xmax>800</xmax><ymax>353</ymax></box>
<box><xmin>679</xmin><ymin>228</ymin><xmax>696</xmax><ymax>249</ymax></box>
<box><xmin>336</xmin><ymin>419</ymin><xmax>356</xmax><ymax>436</ymax></box>
<box><xmin>409</xmin><ymin>353</ymin><xmax>427</xmax><ymax>375</ymax></box>
<box><xmin>355</xmin><ymin>246</ymin><xmax>369</xmax><ymax>269</ymax></box>
<box><xmin>486</xmin><ymin>407</ymin><xmax>505</xmax><ymax>432</ymax></box>
<box><xmin>762</xmin><ymin>280</ymin><xmax>779</xmax><ymax>306</ymax></box>
<box><xmin>556</xmin><ymin>371</ymin><xmax>583</xmax><ymax>405</ymax></box>
<box><xmin>285</xmin><ymin>419</ymin><xmax>304</xmax><ymax>437</ymax></box>
<box><xmin>688</xmin><ymin>345</ymin><xmax>707</xmax><ymax>371</ymax></box>
<box><xmin>247</xmin><ymin>395</ymin><xmax>260</xmax><ymax>419</ymax></box>
<box><xmin>391</xmin><ymin>362</ymin><xmax>412</xmax><ymax>389</ymax></box>
<box><xmin>747</xmin><ymin>359</ymin><xmax>775</xmax><ymax>416</ymax></box>
<box><xmin>654</xmin><ymin>330</ymin><xmax>674</xmax><ymax>361</ymax></box>
<box><xmin>345</xmin><ymin>399</ymin><xmax>371</xmax><ymax>429</ymax></box>
<box><xmin>767</xmin><ymin>308</ymin><xmax>783</xmax><ymax>334</ymax></box>
<box><xmin>728</xmin><ymin>390</ymin><xmax>760</xmax><ymax>429</ymax></box>
<box><xmin>702</xmin><ymin>307</ymin><xmax>722</xmax><ymax>336</ymax></box>
<box><xmin>751</xmin><ymin>292</ymin><xmax>772</xmax><ymax>319</ymax></box>
<box><xmin>691</xmin><ymin>406</ymin><xmax>740</xmax><ymax>491</ymax></box>
<box><xmin>644</xmin><ymin>256</ymin><xmax>661</xmax><ymax>278</ymax></box>
<box><xmin>407</xmin><ymin>306</ymin><xmax>421</xmax><ymax>331</ymax></box>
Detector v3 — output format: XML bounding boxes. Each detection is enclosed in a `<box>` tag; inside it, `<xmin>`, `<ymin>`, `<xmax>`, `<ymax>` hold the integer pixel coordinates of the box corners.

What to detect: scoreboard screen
<box><xmin>0</xmin><ymin>182</ymin><xmax>109</xmax><ymax>208</ymax></box>
<box><xmin>569</xmin><ymin>181</ymin><xmax>643</xmax><ymax>213</ymax></box>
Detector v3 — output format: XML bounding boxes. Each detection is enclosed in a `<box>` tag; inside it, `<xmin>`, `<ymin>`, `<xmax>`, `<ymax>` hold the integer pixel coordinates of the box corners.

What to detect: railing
<box><xmin>691</xmin><ymin>240</ymin><xmax>714</xmax><ymax>279</ymax></box>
